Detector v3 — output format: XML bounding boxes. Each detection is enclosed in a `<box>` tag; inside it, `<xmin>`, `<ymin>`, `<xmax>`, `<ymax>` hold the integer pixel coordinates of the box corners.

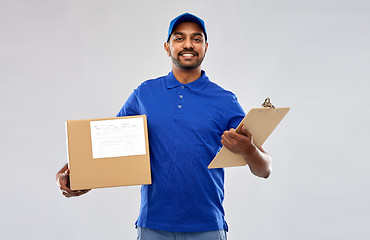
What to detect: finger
<box><xmin>221</xmin><ymin>134</ymin><xmax>233</xmax><ymax>146</ymax></box>
<box><xmin>59</xmin><ymin>178</ymin><xmax>73</xmax><ymax>193</ymax></box>
<box><xmin>58</xmin><ymin>179</ymin><xmax>67</xmax><ymax>189</ymax></box>
<box><xmin>223</xmin><ymin>129</ymin><xmax>240</xmax><ymax>142</ymax></box>
<box><xmin>63</xmin><ymin>190</ymin><xmax>79</xmax><ymax>197</ymax></box>
<box><xmin>72</xmin><ymin>191</ymin><xmax>84</xmax><ymax>197</ymax></box>
<box><xmin>64</xmin><ymin>189</ymin><xmax>90</xmax><ymax>198</ymax></box>
<box><xmin>75</xmin><ymin>190</ymin><xmax>90</xmax><ymax>196</ymax></box>
<box><xmin>65</xmin><ymin>168</ymin><xmax>70</xmax><ymax>175</ymax></box>
<box><xmin>60</xmin><ymin>185</ymin><xmax>72</xmax><ymax>194</ymax></box>
<box><xmin>226</xmin><ymin>129</ymin><xmax>244</xmax><ymax>141</ymax></box>
<box><xmin>221</xmin><ymin>139</ymin><xmax>231</xmax><ymax>150</ymax></box>
<box><xmin>76</xmin><ymin>189</ymin><xmax>90</xmax><ymax>194</ymax></box>
<box><xmin>241</xmin><ymin>125</ymin><xmax>252</xmax><ymax>139</ymax></box>
<box><xmin>62</xmin><ymin>191</ymin><xmax>72</xmax><ymax>198</ymax></box>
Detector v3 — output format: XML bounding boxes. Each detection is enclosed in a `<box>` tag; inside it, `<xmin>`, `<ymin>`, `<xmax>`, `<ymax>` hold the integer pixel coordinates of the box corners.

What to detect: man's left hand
<box><xmin>221</xmin><ymin>125</ymin><xmax>257</xmax><ymax>158</ymax></box>
<box><xmin>221</xmin><ymin>125</ymin><xmax>271</xmax><ymax>178</ymax></box>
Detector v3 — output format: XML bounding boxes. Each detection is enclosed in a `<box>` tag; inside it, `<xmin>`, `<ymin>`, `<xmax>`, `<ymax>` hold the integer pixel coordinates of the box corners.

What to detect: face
<box><xmin>164</xmin><ymin>21</ymin><xmax>208</xmax><ymax>71</ymax></box>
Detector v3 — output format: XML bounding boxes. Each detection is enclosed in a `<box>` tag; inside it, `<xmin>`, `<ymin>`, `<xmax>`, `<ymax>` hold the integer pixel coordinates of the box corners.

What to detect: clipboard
<box><xmin>208</xmin><ymin>98</ymin><xmax>290</xmax><ymax>169</ymax></box>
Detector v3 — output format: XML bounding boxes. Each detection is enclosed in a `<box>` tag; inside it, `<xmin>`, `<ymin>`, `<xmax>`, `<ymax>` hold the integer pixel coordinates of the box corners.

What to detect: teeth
<box><xmin>182</xmin><ymin>54</ymin><xmax>194</xmax><ymax>57</ymax></box>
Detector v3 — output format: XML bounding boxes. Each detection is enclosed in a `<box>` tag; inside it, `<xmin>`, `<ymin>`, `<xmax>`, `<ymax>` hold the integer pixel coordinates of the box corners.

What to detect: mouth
<box><xmin>179</xmin><ymin>51</ymin><xmax>198</xmax><ymax>58</ymax></box>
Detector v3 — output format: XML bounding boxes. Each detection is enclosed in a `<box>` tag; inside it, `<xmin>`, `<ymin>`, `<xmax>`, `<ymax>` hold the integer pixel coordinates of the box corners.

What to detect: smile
<box><xmin>182</xmin><ymin>53</ymin><xmax>196</xmax><ymax>57</ymax></box>
<box><xmin>179</xmin><ymin>51</ymin><xmax>198</xmax><ymax>58</ymax></box>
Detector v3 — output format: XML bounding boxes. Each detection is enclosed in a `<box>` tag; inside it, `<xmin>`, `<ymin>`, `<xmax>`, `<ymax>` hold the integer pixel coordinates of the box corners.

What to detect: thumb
<box><xmin>242</xmin><ymin>125</ymin><xmax>252</xmax><ymax>138</ymax></box>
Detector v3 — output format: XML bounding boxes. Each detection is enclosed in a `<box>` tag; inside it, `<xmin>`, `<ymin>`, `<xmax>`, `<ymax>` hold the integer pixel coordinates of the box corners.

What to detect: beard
<box><xmin>170</xmin><ymin>49</ymin><xmax>205</xmax><ymax>70</ymax></box>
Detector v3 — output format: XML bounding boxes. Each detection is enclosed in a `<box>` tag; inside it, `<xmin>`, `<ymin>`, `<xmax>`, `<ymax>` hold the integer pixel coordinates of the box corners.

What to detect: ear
<box><xmin>164</xmin><ymin>42</ymin><xmax>171</xmax><ymax>57</ymax></box>
<box><xmin>205</xmin><ymin>42</ymin><xmax>209</xmax><ymax>54</ymax></box>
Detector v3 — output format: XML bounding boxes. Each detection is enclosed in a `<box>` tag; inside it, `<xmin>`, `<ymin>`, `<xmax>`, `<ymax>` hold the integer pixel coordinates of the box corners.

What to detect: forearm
<box><xmin>243</xmin><ymin>147</ymin><xmax>272</xmax><ymax>178</ymax></box>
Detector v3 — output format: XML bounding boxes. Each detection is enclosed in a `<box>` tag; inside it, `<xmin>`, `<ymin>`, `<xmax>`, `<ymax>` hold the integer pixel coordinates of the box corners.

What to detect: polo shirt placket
<box><xmin>176</xmin><ymin>85</ymin><xmax>185</xmax><ymax>117</ymax></box>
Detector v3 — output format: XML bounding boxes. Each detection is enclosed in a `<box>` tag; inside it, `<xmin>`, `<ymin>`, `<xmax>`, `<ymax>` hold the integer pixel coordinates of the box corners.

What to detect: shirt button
<box><xmin>178</xmin><ymin>105</ymin><xmax>182</xmax><ymax>109</ymax></box>
<box><xmin>179</xmin><ymin>95</ymin><xmax>183</xmax><ymax>99</ymax></box>
<box><xmin>181</xmin><ymin>86</ymin><xmax>184</xmax><ymax>89</ymax></box>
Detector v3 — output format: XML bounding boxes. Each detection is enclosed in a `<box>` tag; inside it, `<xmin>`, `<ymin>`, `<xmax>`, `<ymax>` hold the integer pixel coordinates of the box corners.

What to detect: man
<box><xmin>56</xmin><ymin>13</ymin><xmax>271</xmax><ymax>240</ymax></box>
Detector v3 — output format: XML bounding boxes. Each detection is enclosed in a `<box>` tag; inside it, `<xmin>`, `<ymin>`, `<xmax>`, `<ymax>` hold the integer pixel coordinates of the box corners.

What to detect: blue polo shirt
<box><xmin>117</xmin><ymin>71</ymin><xmax>245</xmax><ymax>232</ymax></box>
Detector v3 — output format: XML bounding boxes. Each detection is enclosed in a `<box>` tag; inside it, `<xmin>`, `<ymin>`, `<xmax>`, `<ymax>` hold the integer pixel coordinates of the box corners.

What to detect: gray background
<box><xmin>1</xmin><ymin>0</ymin><xmax>369</xmax><ymax>239</ymax></box>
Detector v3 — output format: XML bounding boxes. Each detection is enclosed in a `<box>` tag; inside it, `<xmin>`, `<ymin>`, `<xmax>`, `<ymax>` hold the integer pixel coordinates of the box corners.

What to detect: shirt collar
<box><xmin>165</xmin><ymin>70</ymin><xmax>210</xmax><ymax>91</ymax></box>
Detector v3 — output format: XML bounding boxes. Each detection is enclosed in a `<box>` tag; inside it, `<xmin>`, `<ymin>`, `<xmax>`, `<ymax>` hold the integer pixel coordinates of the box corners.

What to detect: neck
<box><xmin>172</xmin><ymin>65</ymin><xmax>202</xmax><ymax>84</ymax></box>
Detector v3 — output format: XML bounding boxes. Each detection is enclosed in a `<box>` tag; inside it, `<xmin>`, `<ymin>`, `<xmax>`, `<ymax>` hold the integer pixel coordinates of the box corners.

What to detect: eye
<box><xmin>194</xmin><ymin>38</ymin><xmax>202</xmax><ymax>42</ymax></box>
<box><xmin>174</xmin><ymin>37</ymin><xmax>183</xmax><ymax>41</ymax></box>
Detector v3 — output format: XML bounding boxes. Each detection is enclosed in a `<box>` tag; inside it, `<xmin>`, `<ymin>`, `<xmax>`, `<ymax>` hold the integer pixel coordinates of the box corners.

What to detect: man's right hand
<box><xmin>56</xmin><ymin>164</ymin><xmax>90</xmax><ymax>198</ymax></box>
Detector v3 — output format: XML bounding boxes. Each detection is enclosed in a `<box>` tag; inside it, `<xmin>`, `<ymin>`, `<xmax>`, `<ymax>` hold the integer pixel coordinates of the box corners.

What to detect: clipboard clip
<box><xmin>262</xmin><ymin>98</ymin><xmax>275</xmax><ymax>109</ymax></box>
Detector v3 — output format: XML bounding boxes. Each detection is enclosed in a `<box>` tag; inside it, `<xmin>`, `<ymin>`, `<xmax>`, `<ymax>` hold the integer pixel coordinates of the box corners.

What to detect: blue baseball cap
<box><xmin>167</xmin><ymin>13</ymin><xmax>207</xmax><ymax>42</ymax></box>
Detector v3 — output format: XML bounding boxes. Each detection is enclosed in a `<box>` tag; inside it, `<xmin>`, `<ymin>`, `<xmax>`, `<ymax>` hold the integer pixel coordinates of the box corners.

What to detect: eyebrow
<box><xmin>192</xmin><ymin>33</ymin><xmax>204</xmax><ymax>37</ymax></box>
<box><xmin>173</xmin><ymin>32</ymin><xmax>204</xmax><ymax>38</ymax></box>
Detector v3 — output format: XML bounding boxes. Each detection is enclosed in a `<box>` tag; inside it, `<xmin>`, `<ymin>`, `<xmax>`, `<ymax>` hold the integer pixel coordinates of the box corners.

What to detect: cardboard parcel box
<box><xmin>66</xmin><ymin>115</ymin><xmax>151</xmax><ymax>190</ymax></box>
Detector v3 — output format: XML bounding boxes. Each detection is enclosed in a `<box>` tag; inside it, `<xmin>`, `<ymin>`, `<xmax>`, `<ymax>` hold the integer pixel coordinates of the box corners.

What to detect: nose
<box><xmin>183</xmin><ymin>38</ymin><xmax>194</xmax><ymax>49</ymax></box>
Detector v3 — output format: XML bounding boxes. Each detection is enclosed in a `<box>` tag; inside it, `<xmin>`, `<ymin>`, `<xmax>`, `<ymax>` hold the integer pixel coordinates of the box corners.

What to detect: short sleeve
<box><xmin>116</xmin><ymin>90</ymin><xmax>140</xmax><ymax>117</ymax></box>
<box><xmin>226</xmin><ymin>95</ymin><xmax>245</xmax><ymax>129</ymax></box>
